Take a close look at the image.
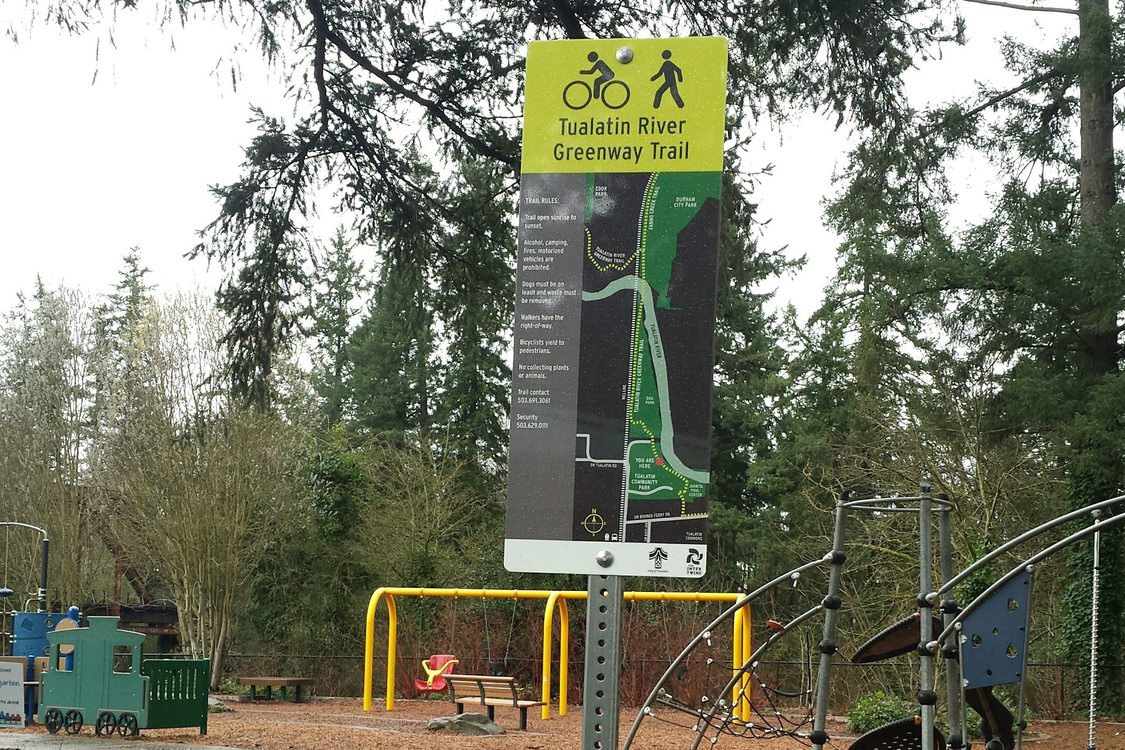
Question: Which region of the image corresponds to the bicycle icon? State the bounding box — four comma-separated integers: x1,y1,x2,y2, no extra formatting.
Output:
563,51,631,110
563,77,630,110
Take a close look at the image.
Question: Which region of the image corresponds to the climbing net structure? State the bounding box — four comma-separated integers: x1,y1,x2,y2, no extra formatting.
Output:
644,610,826,747
623,489,851,750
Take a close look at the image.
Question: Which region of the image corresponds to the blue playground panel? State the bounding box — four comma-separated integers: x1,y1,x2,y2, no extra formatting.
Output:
959,571,1033,689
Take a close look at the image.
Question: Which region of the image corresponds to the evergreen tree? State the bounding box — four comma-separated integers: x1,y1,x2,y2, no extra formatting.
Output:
433,155,515,487
90,249,153,434
8,2,961,381
216,235,306,411
0,284,110,606
307,229,368,426
348,155,441,441
705,167,807,591
824,1,1124,710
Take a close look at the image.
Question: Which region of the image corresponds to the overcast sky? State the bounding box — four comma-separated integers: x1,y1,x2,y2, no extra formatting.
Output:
0,7,1068,319
0,11,287,308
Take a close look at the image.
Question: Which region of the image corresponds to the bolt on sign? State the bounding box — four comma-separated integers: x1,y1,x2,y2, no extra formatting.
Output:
506,38,728,578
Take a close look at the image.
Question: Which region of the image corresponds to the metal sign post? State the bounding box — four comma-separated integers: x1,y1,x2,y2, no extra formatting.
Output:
506,36,728,749
583,575,624,750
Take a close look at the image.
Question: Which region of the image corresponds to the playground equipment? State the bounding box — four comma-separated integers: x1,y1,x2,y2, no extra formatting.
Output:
0,522,50,657
926,494,1125,750
414,654,458,693
0,522,71,721
842,491,958,750
363,586,750,721
621,488,1125,750
38,616,209,737
624,496,849,748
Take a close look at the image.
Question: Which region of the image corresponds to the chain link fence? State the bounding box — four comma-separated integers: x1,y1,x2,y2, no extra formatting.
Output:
211,651,1122,720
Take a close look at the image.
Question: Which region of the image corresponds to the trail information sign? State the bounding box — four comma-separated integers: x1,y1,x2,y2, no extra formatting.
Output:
506,37,727,578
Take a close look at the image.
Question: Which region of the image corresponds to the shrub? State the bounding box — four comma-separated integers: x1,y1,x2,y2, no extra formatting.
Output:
846,691,915,734
217,678,246,696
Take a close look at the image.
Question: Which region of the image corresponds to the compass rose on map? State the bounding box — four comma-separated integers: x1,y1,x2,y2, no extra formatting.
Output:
581,509,607,536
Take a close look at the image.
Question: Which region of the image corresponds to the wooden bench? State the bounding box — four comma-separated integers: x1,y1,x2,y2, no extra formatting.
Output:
237,676,316,703
446,674,543,730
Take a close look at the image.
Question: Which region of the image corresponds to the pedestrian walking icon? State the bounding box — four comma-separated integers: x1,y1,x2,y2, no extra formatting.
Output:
651,50,684,108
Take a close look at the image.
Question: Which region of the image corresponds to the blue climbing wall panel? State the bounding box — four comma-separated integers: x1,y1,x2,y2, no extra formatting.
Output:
959,570,1033,689
11,612,56,659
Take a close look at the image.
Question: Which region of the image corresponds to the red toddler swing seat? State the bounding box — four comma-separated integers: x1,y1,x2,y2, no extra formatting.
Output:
415,654,458,693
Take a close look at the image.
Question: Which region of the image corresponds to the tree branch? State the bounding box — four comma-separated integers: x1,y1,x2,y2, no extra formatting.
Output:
921,68,1068,137
312,4,518,169
549,0,588,39
961,0,1078,14
960,70,1067,120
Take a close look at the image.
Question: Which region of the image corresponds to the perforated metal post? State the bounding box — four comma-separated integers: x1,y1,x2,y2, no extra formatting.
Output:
38,535,49,612
584,574,624,750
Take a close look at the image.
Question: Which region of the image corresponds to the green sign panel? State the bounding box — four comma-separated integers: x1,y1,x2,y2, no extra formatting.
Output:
522,37,727,174
507,38,727,578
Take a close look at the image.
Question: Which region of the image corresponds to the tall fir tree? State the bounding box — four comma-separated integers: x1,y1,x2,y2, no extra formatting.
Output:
433,154,515,489
348,155,441,442
824,0,1124,710
307,229,368,426
90,249,153,434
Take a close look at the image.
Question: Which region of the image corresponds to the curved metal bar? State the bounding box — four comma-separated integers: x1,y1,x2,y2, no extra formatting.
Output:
541,592,571,719
938,494,1125,596
622,554,834,750
0,521,49,611
747,605,824,665
0,522,48,539
842,495,954,512
936,510,1125,644
363,588,398,711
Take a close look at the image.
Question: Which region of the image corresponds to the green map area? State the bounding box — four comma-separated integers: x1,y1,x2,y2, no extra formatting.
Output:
574,171,720,544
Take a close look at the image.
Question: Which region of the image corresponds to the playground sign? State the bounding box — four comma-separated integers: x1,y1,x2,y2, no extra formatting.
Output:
0,661,24,727
506,37,727,578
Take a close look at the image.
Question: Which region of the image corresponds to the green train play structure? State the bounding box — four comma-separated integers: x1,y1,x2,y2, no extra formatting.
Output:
37,616,209,737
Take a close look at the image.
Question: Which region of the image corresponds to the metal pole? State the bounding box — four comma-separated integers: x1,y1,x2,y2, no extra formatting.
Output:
584,574,624,750
809,493,848,750
39,536,49,612
918,484,936,750
938,500,963,749
1014,570,1034,750
0,523,49,612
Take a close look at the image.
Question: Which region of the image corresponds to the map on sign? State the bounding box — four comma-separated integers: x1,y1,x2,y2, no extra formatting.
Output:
506,37,727,578
574,171,717,547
